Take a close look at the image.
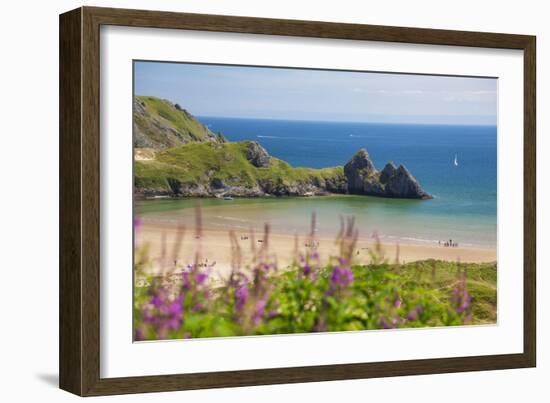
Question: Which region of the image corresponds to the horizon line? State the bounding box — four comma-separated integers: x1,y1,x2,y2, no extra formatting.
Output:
196,114,498,127
134,94,496,127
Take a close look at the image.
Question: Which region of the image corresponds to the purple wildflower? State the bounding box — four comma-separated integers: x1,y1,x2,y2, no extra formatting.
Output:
134,328,144,341
133,216,142,232
196,271,208,286
235,285,249,311
159,295,183,317
451,276,472,314
406,309,418,321
330,265,354,287
150,294,163,307
454,287,472,313
379,317,394,329
182,272,191,290
260,262,276,271
299,252,320,280
141,287,184,339
181,263,211,290
406,305,424,321
252,299,267,324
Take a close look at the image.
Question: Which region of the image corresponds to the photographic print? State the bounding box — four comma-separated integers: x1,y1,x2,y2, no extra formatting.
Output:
132,61,497,341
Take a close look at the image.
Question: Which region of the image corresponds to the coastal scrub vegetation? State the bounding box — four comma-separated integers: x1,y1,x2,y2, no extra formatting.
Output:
133,214,496,340
135,141,345,193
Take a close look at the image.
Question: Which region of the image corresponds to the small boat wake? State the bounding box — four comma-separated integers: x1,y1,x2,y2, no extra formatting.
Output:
349,134,375,138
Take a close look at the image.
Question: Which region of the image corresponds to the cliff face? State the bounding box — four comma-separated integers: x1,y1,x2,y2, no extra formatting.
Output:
344,149,431,199
384,165,431,199
245,141,270,168
134,96,225,148
344,149,385,197
134,140,347,198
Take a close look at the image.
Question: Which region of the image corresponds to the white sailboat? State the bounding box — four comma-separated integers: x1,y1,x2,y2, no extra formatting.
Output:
453,153,459,167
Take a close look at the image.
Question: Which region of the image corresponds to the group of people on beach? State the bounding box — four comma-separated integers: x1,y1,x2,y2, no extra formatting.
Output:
304,240,319,249
172,258,215,269
439,239,459,248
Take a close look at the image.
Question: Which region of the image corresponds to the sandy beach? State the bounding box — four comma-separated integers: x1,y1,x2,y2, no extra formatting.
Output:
136,222,497,279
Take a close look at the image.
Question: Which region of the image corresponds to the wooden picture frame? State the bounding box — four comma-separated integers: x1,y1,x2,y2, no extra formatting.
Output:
59,6,536,396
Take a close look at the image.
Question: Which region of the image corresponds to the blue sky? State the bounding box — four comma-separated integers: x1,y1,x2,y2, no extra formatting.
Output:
134,61,497,125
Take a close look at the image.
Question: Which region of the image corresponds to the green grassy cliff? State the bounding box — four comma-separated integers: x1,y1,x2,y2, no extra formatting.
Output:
135,141,346,197
134,96,225,148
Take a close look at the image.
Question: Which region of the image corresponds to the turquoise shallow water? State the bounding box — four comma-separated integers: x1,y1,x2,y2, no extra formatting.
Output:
137,118,497,248
137,195,496,248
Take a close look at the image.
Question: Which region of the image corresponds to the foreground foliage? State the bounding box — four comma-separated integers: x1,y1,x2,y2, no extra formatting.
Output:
133,218,496,341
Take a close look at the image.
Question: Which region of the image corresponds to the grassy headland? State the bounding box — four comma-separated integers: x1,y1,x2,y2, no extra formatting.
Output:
135,141,345,196
133,96,429,198
134,95,225,148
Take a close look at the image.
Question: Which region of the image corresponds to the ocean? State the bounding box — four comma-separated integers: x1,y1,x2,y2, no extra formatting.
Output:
138,117,497,248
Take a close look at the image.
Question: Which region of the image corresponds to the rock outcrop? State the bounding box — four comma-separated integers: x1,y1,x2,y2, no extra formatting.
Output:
379,161,397,183
344,149,385,197
343,149,431,199
246,141,270,168
383,165,431,199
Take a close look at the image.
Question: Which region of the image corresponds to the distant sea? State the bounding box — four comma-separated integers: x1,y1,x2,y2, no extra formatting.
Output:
139,117,497,248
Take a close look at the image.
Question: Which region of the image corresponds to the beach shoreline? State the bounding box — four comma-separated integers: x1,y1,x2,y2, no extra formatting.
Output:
136,222,497,279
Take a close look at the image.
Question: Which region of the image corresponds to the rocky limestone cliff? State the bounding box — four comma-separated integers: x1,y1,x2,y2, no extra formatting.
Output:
379,161,397,183
383,165,431,199
344,149,385,197
246,141,270,168
344,149,431,199
135,144,430,200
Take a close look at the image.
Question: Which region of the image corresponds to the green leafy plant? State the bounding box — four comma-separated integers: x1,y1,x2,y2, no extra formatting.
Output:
133,214,496,340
